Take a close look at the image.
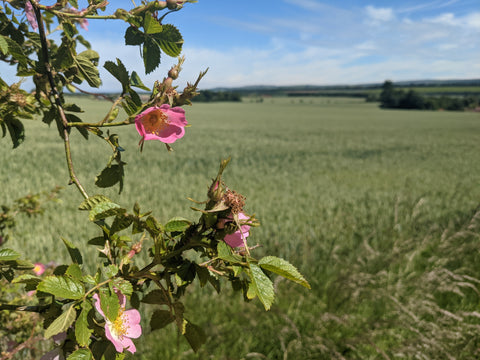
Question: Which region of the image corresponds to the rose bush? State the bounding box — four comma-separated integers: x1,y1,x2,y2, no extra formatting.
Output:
0,1,310,358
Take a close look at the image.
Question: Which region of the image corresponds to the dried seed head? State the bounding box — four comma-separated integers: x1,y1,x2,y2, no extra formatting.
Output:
222,189,246,214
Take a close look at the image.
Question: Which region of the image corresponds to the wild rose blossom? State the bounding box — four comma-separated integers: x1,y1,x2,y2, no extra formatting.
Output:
25,2,38,30
220,212,251,248
93,290,142,354
135,105,187,144
33,262,46,276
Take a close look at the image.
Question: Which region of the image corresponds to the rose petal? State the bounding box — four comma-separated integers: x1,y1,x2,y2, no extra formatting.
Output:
92,293,105,318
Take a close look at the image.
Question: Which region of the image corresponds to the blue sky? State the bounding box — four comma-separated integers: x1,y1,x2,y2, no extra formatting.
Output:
3,0,480,91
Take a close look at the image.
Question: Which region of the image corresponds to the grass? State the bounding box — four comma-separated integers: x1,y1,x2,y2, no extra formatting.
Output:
2,97,480,359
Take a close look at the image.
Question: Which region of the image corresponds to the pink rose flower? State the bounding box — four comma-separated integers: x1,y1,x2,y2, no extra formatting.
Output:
222,212,251,248
33,262,46,276
25,2,38,30
135,105,187,144
93,290,142,354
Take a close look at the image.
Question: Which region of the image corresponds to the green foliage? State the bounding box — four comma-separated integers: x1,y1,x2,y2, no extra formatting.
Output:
259,256,310,289
44,304,76,339
379,80,480,110
37,275,85,300
0,1,310,358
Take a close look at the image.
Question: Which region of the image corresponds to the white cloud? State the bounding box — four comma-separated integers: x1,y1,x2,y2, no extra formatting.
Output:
365,6,395,24
426,12,480,29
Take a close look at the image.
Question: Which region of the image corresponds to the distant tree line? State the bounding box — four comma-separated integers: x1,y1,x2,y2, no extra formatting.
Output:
193,90,242,102
378,80,480,111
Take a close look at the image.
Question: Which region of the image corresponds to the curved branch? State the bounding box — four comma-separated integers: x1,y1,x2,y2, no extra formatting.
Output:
32,1,89,199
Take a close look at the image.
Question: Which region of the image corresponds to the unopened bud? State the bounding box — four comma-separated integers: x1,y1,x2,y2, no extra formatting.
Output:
168,67,179,80
166,0,178,10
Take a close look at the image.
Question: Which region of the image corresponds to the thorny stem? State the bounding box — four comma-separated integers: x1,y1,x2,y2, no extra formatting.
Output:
32,1,89,200
67,119,133,128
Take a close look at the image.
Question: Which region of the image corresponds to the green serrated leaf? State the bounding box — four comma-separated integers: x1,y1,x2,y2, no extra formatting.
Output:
66,263,83,281
45,305,76,339
104,59,129,89
89,201,125,221
0,35,8,55
38,275,85,299
5,37,28,66
195,265,209,287
79,49,100,61
75,301,93,347
99,290,119,322
95,164,124,191
79,195,113,210
111,214,133,234
63,21,77,39
12,274,41,285
217,241,243,264
0,248,20,261
42,108,56,126
104,264,118,278
64,103,83,112
130,71,150,91
182,319,206,353
113,278,133,296
144,12,163,34
68,348,93,360
144,215,162,236
259,256,311,289
152,24,183,57
125,26,144,46
65,114,89,140
150,310,174,331
62,238,83,265
248,261,274,311
6,117,25,149
246,282,256,299
143,38,160,74
75,53,101,88
164,217,191,232
142,289,169,305
54,40,75,69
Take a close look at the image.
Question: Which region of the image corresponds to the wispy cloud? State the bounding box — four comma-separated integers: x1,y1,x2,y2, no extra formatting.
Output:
365,6,395,24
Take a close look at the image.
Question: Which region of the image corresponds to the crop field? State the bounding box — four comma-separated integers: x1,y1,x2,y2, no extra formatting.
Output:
2,97,480,359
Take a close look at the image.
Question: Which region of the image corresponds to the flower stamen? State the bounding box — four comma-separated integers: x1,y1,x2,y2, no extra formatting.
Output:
141,109,169,135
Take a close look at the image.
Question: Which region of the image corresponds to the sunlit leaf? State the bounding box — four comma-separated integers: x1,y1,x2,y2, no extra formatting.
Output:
259,256,311,289
248,261,274,311
164,217,191,232
44,304,76,338
38,275,85,299
67,348,93,360
0,248,20,261
75,301,93,347
152,24,183,57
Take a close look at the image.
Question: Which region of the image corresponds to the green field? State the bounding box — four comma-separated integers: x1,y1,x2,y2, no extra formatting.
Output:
2,97,480,359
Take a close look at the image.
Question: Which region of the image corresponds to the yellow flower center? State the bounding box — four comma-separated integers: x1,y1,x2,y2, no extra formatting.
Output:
110,308,128,339
141,109,169,135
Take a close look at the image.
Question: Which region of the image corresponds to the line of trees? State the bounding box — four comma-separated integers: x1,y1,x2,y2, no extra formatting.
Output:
193,90,242,102
379,81,479,111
